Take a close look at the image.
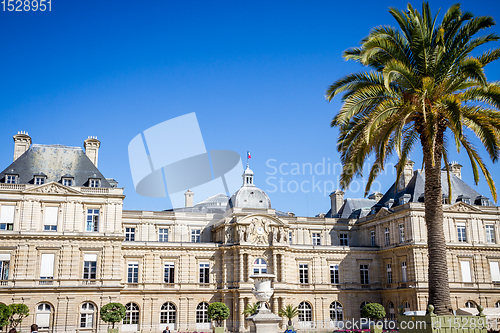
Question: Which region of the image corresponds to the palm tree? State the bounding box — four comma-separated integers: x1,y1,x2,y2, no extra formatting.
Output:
242,303,259,317
278,305,298,327
326,2,500,315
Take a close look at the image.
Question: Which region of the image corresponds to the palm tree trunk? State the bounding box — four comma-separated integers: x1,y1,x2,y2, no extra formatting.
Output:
421,130,452,315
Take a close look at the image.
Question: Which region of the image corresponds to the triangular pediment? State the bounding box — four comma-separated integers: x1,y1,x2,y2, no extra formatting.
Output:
237,214,286,226
374,207,393,218
23,181,82,195
445,201,482,212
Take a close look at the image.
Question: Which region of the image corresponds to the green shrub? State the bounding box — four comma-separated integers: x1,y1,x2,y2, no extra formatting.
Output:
208,302,230,327
100,303,126,329
361,303,386,321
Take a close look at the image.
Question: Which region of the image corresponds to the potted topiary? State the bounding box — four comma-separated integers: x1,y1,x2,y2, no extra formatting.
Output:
278,304,298,331
100,302,126,333
207,302,230,333
361,303,385,333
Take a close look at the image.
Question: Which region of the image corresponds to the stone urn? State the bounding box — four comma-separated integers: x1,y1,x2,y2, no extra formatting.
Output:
246,273,281,333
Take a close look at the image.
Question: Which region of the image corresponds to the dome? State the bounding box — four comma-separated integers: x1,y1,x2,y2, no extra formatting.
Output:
226,186,271,210
226,164,271,210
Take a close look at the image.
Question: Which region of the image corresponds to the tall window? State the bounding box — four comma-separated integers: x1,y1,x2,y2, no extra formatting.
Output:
360,264,369,284
159,228,169,242
35,176,45,185
339,233,348,246
330,301,343,321
36,303,52,329
465,301,476,308
86,209,99,232
370,231,376,246
490,262,500,282
40,253,55,282
388,302,395,320
125,228,135,241
199,262,209,284
384,227,390,246
191,229,201,243
360,301,369,315
0,205,15,231
457,223,467,242
83,254,97,279
386,264,392,283
399,224,405,243
460,260,472,282
330,264,339,284
62,178,73,186
312,233,321,245
299,264,309,284
124,303,139,325
43,206,58,231
80,303,95,328
160,302,176,325
253,258,267,274
164,262,175,283
196,302,209,323
486,225,496,244
0,254,10,281
289,231,293,244
298,302,312,322
127,262,139,283
5,175,17,184
401,261,407,282
495,301,500,308
403,301,410,312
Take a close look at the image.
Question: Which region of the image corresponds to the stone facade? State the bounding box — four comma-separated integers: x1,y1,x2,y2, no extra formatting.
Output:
0,134,500,333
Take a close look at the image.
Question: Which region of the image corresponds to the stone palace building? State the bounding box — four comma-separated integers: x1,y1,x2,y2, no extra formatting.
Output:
0,133,499,332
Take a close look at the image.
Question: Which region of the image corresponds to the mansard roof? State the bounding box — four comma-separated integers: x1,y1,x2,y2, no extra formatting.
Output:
0,144,112,187
325,198,377,219
374,169,494,210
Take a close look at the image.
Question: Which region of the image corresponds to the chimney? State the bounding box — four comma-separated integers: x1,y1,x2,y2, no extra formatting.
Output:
84,136,100,167
368,192,383,202
13,131,31,161
443,161,463,180
330,190,345,217
185,190,194,207
396,160,415,192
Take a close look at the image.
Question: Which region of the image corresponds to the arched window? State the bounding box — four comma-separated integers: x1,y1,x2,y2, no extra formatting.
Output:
403,301,410,312
298,302,312,322
124,303,140,324
80,302,95,328
196,302,209,323
160,302,176,325
330,301,343,321
36,303,52,329
465,301,476,308
360,301,369,313
388,302,395,320
253,258,267,274
495,301,500,308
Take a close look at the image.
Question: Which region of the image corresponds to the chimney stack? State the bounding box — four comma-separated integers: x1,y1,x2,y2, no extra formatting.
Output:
368,192,384,202
396,160,415,192
84,136,100,167
330,190,345,217
13,131,31,161
185,190,194,207
443,161,463,179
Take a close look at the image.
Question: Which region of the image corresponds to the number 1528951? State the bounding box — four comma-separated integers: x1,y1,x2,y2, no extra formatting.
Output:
2,0,51,11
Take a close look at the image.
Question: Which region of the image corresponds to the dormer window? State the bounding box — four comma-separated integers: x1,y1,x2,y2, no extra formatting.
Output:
475,196,490,206
457,195,470,205
61,174,74,186
34,173,47,185
89,178,100,188
399,194,411,205
442,194,449,204
5,174,18,184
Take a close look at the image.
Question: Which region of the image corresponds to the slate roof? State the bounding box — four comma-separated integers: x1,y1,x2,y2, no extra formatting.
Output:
325,198,378,219
374,169,494,211
0,144,112,187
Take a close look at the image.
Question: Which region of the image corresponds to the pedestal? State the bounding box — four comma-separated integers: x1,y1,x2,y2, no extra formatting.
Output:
245,308,282,333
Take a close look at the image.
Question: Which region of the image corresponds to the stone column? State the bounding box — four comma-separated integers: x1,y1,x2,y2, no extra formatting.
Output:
239,297,245,332
179,297,188,331
239,253,244,282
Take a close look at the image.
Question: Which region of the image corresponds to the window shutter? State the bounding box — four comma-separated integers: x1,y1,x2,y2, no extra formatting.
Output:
460,261,472,282
490,262,500,282
44,207,58,226
0,206,15,223
40,253,55,278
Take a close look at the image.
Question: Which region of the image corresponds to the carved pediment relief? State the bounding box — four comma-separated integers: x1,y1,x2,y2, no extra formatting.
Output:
374,207,393,219
445,202,482,212
237,214,288,245
23,182,82,195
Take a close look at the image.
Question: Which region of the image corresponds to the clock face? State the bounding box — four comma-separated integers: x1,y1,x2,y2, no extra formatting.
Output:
257,227,264,234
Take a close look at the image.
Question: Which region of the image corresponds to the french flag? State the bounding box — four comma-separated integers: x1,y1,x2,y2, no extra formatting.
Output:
247,151,251,159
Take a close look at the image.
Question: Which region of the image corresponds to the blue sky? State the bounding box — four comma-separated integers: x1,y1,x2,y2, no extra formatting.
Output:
1,0,499,216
